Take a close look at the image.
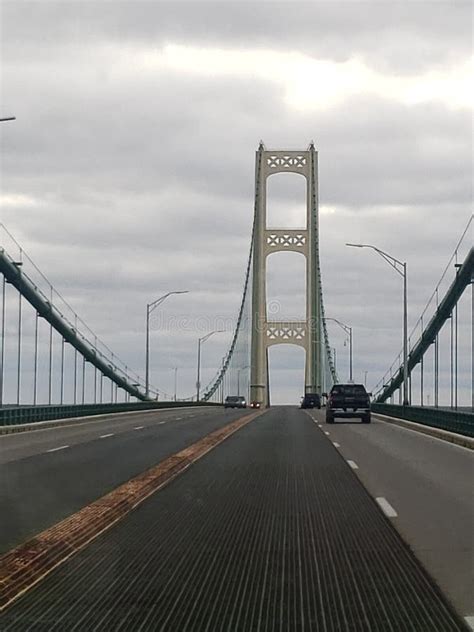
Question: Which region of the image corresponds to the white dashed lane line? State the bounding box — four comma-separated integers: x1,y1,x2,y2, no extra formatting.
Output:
134,426,144,430
324,431,330,436
347,460,359,470
464,615,474,630
376,497,398,518
158,421,166,425
332,442,340,448
99,433,114,439
46,445,69,453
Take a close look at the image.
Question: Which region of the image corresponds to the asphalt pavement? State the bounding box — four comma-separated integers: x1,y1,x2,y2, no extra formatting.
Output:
309,408,474,621
0,406,466,631
0,405,247,553
0,406,218,464
1,405,472,628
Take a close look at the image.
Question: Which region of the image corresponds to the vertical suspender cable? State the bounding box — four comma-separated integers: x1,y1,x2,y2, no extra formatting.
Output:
33,311,38,405
16,291,22,405
81,355,86,404
48,288,53,405
0,276,5,406
60,336,65,405
420,317,424,406
73,315,78,404
94,336,98,404
434,289,439,408
471,278,474,410
450,311,454,408
454,302,458,410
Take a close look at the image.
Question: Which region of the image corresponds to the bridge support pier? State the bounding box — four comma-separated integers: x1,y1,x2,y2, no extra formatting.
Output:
250,143,322,407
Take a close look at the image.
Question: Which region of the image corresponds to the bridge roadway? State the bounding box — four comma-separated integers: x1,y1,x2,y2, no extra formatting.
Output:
0,406,245,552
0,406,472,630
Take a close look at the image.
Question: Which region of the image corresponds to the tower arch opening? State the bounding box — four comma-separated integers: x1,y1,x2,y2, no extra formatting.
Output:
267,344,306,405
266,172,307,229
266,251,306,321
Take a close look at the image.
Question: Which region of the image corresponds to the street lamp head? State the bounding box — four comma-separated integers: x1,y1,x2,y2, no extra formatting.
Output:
200,329,225,344
148,289,189,312
345,243,365,248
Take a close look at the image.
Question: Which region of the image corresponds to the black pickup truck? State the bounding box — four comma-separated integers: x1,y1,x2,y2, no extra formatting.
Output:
325,383,371,424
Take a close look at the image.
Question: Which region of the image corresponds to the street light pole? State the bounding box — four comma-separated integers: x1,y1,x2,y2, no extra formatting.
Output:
403,260,408,406
145,290,189,399
196,330,224,402
325,318,352,381
173,367,178,401
237,365,250,398
347,243,409,405
220,355,227,404
349,328,353,382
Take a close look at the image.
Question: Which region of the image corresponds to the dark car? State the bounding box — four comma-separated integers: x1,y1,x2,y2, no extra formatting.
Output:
224,395,247,409
300,393,321,409
325,384,371,423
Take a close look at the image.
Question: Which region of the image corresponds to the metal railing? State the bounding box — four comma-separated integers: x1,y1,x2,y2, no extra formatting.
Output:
0,401,219,427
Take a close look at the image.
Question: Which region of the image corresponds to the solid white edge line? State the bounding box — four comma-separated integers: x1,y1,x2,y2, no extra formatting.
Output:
46,445,69,453
376,497,398,518
464,615,474,630
347,459,358,469
332,442,340,448
99,433,114,439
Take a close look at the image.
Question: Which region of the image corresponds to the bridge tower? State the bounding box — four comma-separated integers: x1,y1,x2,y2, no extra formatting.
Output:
250,143,322,407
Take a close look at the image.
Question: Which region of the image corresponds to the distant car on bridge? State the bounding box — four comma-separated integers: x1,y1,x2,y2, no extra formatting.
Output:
224,396,247,409
324,384,371,423
300,393,321,409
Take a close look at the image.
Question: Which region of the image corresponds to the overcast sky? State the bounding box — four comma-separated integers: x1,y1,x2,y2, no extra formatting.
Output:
0,1,472,405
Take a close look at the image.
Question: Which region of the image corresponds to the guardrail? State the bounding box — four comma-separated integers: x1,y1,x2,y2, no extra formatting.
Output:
371,403,474,438
0,401,220,427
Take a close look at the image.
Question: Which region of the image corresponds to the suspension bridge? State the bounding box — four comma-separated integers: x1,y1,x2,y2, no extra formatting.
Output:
0,144,472,630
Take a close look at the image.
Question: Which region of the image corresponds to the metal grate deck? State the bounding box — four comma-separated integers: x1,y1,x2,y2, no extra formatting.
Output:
0,407,467,631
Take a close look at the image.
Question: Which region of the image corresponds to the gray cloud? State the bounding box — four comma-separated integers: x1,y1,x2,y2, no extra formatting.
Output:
0,1,472,404
2,1,471,73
